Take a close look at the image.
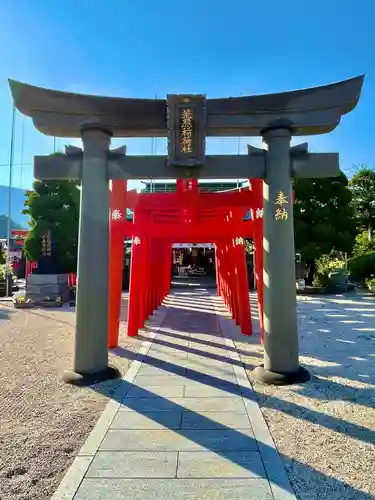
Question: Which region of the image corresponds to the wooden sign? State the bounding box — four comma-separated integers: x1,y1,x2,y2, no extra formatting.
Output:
167,94,206,168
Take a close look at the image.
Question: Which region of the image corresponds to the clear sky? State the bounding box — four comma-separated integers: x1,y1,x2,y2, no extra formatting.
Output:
0,0,373,192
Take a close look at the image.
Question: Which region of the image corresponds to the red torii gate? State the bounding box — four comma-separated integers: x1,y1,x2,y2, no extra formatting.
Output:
11,229,29,244
107,178,265,348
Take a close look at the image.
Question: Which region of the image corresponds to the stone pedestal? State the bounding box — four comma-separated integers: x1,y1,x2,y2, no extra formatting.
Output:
26,274,69,302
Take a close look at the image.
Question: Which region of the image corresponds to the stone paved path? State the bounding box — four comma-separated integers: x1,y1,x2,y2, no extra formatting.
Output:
52,290,296,500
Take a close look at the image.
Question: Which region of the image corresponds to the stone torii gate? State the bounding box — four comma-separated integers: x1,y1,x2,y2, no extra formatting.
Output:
9,76,364,386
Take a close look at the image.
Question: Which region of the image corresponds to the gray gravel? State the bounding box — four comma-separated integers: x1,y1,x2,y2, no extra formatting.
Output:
0,298,143,500
219,292,375,500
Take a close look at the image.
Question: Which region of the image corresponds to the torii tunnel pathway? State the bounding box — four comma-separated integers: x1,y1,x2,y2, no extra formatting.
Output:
53,290,295,500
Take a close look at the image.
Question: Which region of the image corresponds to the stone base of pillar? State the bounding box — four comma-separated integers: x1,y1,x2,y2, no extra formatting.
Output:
252,364,310,386
62,365,121,387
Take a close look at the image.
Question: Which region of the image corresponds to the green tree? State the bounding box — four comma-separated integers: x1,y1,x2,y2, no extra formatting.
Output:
0,242,5,265
353,230,375,256
22,180,80,273
349,166,375,242
293,171,355,284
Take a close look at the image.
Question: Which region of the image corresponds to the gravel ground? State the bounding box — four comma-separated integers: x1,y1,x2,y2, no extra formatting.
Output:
0,297,145,500
220,292,375,500
2,290,375,499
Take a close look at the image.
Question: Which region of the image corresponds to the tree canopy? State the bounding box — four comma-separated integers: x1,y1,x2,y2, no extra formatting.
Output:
22,180,80,273
349,166,375,241
293,171,355,263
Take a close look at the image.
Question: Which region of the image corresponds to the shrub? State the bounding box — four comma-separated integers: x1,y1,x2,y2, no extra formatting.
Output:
312,253,347,288
0,243,5,265
347,252,375,282
0,265,14,282
353,231,375,256
365,276,375,291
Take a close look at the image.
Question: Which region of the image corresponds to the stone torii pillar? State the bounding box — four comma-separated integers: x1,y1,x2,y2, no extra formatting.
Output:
63,127,120,385
253,129,308,384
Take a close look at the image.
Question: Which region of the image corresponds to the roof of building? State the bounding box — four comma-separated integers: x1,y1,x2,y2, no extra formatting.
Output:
141,181,246,193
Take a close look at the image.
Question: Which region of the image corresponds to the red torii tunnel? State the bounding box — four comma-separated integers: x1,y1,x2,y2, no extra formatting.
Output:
107,178,265,347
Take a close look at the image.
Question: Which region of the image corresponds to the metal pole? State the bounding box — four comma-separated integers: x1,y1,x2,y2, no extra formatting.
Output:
236,89,243,190
6,106,16,296
237,130,240,190
149,93,157,194
20,119,25,187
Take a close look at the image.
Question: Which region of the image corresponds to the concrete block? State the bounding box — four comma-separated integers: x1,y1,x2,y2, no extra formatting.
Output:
177,450,266,478
119,397,245,413
87,451,178,478
125,385,185,399
111,411,182,430
181,411,252,430
134,375,189,386
74,478,273,500
100,429,257,452
184,385,241,398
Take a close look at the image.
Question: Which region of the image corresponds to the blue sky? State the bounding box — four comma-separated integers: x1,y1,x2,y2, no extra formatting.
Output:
0,0,373,193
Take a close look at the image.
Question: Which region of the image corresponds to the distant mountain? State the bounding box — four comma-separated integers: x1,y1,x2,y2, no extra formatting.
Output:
0,186,29,228
0,215,23,238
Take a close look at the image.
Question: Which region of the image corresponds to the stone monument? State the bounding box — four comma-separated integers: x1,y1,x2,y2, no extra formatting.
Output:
26,229,70,303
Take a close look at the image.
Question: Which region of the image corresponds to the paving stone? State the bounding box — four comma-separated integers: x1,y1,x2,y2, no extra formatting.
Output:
182,361,235,376
185,346,229,356
156,334,190,344
148,346,188,357
184,376,239,388
119,397,244,413
148,345,188,355
74,478,273,499
147,354,188,364
141,356,188,369
111,411,182,430
190,334,225,340
183,371,238,384
134,375,190,386
187,353,234,365
120,397,182,412
174,397,245,413
100,429,257,452
184,369,237,382
137,365,186,376
134,374,237,387
51,456,93,499
187,337,220,342
155,340,190,348
181,411,252,430
86,451,178,478
184,385,242,398
181,354,230,365
177,450,266,478
125,385,185,398
187,345,230,356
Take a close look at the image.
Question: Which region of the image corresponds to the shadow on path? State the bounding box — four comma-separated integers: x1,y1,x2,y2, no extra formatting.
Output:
94,373,373,499
89,289,375,498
